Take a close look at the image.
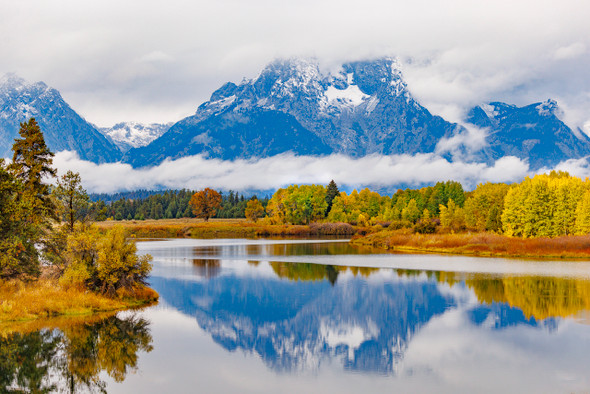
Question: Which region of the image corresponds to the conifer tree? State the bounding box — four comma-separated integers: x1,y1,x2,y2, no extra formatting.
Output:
9,118,57,226
53,171,90,232
0,159,39,278
325,180,340,216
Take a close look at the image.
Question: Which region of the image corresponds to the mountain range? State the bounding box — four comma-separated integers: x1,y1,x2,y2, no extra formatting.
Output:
0,73,121,163
2,58,590,171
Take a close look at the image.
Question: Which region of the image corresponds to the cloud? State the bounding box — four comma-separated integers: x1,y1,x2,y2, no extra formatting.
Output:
1,0,590,128
554,43,586,60
52,150,535,194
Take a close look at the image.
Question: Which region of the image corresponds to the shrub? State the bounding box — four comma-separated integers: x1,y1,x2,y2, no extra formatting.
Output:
61,225,152,296
388,220,413,230
413,219,438,234
308,222,355,235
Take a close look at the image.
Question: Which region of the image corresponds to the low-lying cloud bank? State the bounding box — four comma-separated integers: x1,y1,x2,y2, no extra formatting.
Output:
50,150,574,194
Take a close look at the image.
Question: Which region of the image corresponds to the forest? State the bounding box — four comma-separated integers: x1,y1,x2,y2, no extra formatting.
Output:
98,189,269,220
101,172,590,239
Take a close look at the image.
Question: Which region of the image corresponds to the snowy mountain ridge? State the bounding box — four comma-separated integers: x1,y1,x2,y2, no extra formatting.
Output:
98,121,171,152
0,73,121,163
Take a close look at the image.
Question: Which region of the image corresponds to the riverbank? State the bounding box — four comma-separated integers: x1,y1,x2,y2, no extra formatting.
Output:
0,279,158,323
94,218,364,238
352,230,590,259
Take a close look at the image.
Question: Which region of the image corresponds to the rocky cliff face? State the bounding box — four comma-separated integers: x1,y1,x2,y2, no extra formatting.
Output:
124,58,462,167
0,74,121,163
466,100,590,169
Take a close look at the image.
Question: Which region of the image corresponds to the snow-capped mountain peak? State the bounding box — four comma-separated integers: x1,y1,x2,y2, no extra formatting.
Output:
536,99,559,117
0,73,121,162
99,121,172,152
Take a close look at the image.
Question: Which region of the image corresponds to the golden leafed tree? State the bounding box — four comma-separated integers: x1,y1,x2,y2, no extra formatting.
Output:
245,198,265,222
189,188,222,221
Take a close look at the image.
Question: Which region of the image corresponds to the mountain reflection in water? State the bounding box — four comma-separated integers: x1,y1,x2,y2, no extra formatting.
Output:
150,256,589,375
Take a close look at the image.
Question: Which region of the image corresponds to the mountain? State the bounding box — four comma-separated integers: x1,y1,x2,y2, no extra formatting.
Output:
0,73,121,163
124,58,461,167
98,121,171,153
466,100,590,168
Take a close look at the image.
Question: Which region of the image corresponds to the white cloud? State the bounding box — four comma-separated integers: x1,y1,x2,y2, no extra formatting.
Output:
1,0,589,127
554,43,586,60
52,150,535,193
435,124,489,160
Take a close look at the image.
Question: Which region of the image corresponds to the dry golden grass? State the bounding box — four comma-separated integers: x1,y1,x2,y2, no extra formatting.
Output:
94,218,362,239
0,279,158,323
353,230,590,259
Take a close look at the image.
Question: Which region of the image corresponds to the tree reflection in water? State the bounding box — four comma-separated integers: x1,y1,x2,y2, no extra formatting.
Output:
191,259,221,278
0,313,152,393
268,262,590,321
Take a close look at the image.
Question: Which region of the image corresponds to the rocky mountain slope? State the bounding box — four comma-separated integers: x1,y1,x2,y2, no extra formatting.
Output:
0,73,121,163
124,58,461,166
465,100,590,168
125,58,590,170
4,60,590,171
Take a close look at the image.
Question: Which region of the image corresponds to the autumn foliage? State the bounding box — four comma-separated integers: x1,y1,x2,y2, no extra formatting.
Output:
189,188,222,221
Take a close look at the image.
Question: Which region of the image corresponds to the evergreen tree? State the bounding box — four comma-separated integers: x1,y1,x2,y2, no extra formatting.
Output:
9,118,57,226
0,159,39,278
53,171,90,232
325,180,339,216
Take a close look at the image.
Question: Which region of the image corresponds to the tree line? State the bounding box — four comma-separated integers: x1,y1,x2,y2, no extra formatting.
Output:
100,167,590,239
261,172,590,238
99,189,269,220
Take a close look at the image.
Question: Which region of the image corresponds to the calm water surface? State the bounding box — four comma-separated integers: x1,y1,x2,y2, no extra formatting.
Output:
4,239,590,393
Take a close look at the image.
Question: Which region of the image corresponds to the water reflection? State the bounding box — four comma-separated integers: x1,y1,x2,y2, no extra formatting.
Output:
191,259,221,278
145,240,590,378
1,313,152,393
151,270,455,374
7,240,588,392
467,276,590,320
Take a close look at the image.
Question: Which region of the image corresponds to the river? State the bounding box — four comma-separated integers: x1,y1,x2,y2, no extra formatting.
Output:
3,239,590,393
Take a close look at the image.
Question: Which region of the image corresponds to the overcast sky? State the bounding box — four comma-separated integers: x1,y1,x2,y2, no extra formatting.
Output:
1,0,590,130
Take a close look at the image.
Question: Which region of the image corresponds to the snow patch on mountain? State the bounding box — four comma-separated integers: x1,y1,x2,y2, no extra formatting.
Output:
536,99,558,117
480,103,499,119
325,84,369,106
99,121,171,152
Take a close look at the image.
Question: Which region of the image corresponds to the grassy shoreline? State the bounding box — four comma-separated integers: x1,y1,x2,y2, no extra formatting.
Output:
0,279,158,324
352,230,590,259
96,218,590,259
94,218,363,238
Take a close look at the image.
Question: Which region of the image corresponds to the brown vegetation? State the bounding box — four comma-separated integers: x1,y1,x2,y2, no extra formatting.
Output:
353,229,590,259
94,218,362,239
